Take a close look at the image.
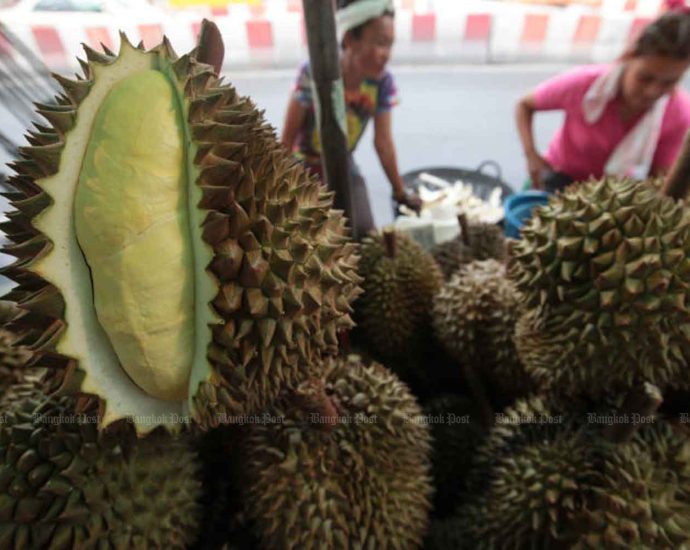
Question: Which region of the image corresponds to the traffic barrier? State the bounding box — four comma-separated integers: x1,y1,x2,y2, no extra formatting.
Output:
0,0,669,71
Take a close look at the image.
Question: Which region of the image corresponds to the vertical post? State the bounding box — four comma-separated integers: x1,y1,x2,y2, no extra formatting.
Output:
302,0,357,237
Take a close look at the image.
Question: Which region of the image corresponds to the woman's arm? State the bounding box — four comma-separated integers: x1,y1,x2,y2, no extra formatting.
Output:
516,92,551,189
373,110,421,211
280,97,307,151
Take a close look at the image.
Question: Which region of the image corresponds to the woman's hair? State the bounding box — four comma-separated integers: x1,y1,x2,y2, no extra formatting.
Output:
632,10,690,59
337,0,395,41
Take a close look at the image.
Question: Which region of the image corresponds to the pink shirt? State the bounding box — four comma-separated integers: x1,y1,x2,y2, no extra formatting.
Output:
533,64,690,181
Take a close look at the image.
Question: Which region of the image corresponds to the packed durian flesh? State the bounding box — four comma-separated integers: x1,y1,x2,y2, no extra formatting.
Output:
3,35,361,433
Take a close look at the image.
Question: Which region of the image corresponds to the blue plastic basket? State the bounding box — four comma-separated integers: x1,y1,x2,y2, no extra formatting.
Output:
504,191,550,239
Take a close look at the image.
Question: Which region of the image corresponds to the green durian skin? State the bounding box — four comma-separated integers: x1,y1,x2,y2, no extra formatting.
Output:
237,357,433,549
75,69,194,402
0,387,202,549
510,177,690,397
356,232,442,360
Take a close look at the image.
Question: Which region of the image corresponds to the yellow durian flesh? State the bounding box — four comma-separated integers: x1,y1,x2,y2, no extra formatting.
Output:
74,70,194,402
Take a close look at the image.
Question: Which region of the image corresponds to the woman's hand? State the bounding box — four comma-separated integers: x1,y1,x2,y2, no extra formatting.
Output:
526,150,551,189
394,189,423,214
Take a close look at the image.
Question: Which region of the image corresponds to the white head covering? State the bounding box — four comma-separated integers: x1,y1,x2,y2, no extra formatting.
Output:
336,0,394,43
582,63,670,179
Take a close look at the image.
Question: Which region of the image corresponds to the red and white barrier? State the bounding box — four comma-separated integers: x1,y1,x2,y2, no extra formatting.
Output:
0,0,671,71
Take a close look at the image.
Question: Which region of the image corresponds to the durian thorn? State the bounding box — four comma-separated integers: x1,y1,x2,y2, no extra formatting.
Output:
382,228,397,258
604,382,662,444
457,213,471,247
663,129,690,200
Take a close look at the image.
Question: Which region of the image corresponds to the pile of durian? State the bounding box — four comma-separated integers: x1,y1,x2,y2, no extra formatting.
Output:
2,20,690,550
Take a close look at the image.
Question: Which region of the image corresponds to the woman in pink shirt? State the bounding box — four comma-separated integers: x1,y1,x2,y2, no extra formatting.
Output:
516,8,690,192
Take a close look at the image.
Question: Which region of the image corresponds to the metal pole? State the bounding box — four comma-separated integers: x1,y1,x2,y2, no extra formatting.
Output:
302,0,357,238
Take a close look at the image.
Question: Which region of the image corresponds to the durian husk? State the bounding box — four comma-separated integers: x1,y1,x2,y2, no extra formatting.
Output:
0,385,203,549
431,222,506,280
0,328,31,397
572,422,690,549
1,35,362,431
432,259,536,399
236,355,433,549
509,177,690,397
456,398,601,549
355,231,442,360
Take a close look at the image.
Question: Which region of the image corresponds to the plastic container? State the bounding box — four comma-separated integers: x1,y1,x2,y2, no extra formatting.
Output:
503,191,550,239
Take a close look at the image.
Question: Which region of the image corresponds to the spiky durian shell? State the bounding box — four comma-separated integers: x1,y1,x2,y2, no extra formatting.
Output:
431,223,506,280
509,178,690,397
431,239,473,281
0,328,31,397
432,260,535,399
424,395,487,518
237,356,433,549
355,231,442,360
0,388,202,549
456,398,602,549
572,422,690,549
1,36,361,430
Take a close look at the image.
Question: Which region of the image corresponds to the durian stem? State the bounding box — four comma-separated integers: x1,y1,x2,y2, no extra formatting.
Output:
297,378,340,433
462,363,494,430
604,382,662,444
663,130,690,200
457,214,471,247
383,229,397,258
196,20,224,75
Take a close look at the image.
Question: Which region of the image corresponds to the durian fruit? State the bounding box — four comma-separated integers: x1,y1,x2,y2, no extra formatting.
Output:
424,395,487,518
355,230,442,360
456,398,602,549
237,355,433,549
572,422,690,549
0,385,202,548
431,220,506,280
432,259,535,399
2,29,360,432
0,327,31,395
510,177,690,397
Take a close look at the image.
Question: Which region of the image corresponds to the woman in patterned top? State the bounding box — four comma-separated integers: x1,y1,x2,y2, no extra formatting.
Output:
280,0,421,236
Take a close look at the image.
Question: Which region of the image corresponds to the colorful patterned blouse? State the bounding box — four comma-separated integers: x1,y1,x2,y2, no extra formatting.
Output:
291,62,399,170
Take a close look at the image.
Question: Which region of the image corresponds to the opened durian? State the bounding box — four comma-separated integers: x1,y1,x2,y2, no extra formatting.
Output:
0,379,202,548
431,219,506,280
510,177,690,396
432,259,535,399
2,26,361,432
355,230,441,360
236,355,432,549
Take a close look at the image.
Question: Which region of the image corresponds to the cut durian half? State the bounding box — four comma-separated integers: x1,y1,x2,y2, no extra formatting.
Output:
3,32,361,433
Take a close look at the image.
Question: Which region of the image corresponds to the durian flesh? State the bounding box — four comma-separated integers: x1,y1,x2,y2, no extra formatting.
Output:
26,42,215,429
